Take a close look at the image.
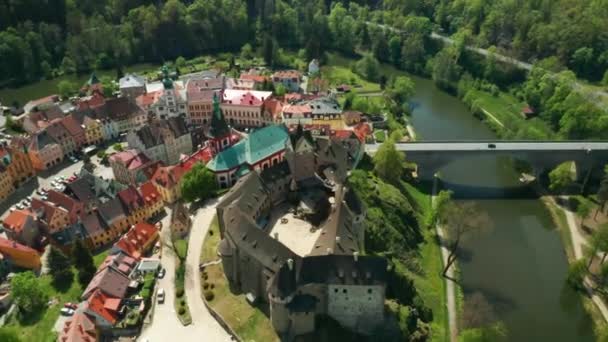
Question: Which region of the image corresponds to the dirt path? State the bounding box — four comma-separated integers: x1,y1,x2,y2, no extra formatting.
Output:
432,179,458,342
561,201,608,322
480,109,505,128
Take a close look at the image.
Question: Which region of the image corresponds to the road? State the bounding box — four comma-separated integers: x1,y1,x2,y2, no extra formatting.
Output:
366,22,608,110
139,199,231,342
365,141,608,152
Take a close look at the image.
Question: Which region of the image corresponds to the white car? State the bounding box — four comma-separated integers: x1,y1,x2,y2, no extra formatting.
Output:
157,288,165,304
60,308,75,316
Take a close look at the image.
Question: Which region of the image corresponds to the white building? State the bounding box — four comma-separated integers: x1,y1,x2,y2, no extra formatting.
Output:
119,74,146,99
221,89,274,128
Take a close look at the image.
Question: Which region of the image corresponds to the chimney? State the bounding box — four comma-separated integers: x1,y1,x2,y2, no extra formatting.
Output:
274,232,279,240
353,251,359,262
335,236,341,244
287,258,294,271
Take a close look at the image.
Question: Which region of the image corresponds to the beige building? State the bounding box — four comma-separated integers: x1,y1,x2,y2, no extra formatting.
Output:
0,164,15,202
221,89,273,128
28,131,64,170
83,116,104,145
186,76,224,126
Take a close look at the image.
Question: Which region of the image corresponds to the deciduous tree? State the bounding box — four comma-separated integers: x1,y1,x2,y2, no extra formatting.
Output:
373,140,405,184
439,201,491,277
181,163,218,203
11,271,49,314
549,162,574,192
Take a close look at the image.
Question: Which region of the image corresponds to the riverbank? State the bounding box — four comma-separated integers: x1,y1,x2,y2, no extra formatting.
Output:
539,191,608,337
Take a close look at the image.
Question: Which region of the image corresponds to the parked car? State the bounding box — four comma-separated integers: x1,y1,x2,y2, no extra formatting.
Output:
60,308,75,316
69,156,77,163
41,195,48,201
157,268,166,279
64,302,78,310
157,288,165,304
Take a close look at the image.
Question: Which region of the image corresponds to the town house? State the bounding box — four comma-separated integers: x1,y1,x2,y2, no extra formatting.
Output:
186,76,224,126
46,118,77,157
126,117,193,165
221,89,273,128
109,150,153,186
28,131,64,170
117,187,147,226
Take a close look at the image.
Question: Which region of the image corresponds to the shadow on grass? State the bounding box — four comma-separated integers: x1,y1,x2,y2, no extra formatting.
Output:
51,273,74,293
14,306,48,326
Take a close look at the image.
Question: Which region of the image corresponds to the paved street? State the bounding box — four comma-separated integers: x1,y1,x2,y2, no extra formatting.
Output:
139,199,231,342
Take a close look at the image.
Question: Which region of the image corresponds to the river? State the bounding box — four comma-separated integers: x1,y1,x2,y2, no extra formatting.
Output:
408,75,595,341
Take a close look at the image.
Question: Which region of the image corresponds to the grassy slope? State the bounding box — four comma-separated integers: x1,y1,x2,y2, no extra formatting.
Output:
200,217,279,342
402,182,449,342
6,274,82,342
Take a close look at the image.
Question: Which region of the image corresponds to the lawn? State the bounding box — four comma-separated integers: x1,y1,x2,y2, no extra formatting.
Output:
322,53,381,94
5,273,83,342
374,130,386,143
93,249,110,267
200,217,279,341
465,89,555,138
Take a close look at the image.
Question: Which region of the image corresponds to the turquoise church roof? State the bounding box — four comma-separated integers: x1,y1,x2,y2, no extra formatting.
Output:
207,125,289,172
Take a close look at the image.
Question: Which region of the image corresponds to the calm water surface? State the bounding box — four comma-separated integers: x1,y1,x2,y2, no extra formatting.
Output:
409,75,594,342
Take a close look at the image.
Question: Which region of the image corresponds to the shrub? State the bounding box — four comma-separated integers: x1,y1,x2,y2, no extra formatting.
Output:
178,307,186,315
210,283,215,289
203,273,208,280
209,230,214,236
180,299,186,307
203,283,209,290
176,288,184,298
140,289,150,300
204,290,215,301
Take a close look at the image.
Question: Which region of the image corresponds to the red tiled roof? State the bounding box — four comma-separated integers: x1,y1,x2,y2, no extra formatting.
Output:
110,150,151,171
272,70,302,79
98,252,136,275
61,115,86,137
2,209,36,234
152,164,185,189
353,122,373,142
82,266,130,299
180,146,214,172
136,90,162,107
84,289,119,325
47,190,82,218
59,311,97,342
31,197,61,223
117,186,144,213
77,91,106,110
264,99,284,119
283,104,311,115
240,74,268,83
138,181,161,204
114,222,158,260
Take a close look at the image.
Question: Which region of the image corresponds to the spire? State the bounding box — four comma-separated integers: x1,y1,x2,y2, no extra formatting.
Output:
160,65,174,89
208,92,230,139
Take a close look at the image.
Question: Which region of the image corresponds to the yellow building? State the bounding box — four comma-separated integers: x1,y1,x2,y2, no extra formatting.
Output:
151,164,185,204
0,166,15,202
83,116,104,145
139,182,164,220
2,139,35,186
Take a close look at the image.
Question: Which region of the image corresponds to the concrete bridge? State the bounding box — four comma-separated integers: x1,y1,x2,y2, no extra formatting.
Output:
365,141,608,181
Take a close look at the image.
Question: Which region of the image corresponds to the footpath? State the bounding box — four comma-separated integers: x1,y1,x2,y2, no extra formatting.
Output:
432,178,458,342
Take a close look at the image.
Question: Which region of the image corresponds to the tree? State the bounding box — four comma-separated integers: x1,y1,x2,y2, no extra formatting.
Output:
175,56,186,69
11,271,49,314
461,292,497,329
72,239,96,287
598,180,608,219
431,46,462,91
587,223,608,270
275,83,287,96
576,197,593,227
548,162,574,192
355,53,381,82
240,43,254,59
112,143,124,152
460,322,507,342
57,80,76,99
180,163,218,203
373,140,405,184
386,76,415,106
603,71,608,88
61,56,76,74
48,246,73,288
439,201,491,277
5,115,24,133
567,259,588,290
100,76,118,98
388,36,402,66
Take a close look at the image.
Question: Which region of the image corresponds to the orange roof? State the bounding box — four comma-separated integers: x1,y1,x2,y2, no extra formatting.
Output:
0,237,41,269
2,209,36,234
85,290,119,325
353,122,372,142
273,70,302,79
136,90,162,107
114,222,159,260
264,99,284,119
332,130,357,140
59,312,97,342
152,164,185,189
138,181,161,204
240,74,268,83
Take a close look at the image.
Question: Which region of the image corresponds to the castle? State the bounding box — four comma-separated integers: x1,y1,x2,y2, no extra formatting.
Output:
216,126,387,339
